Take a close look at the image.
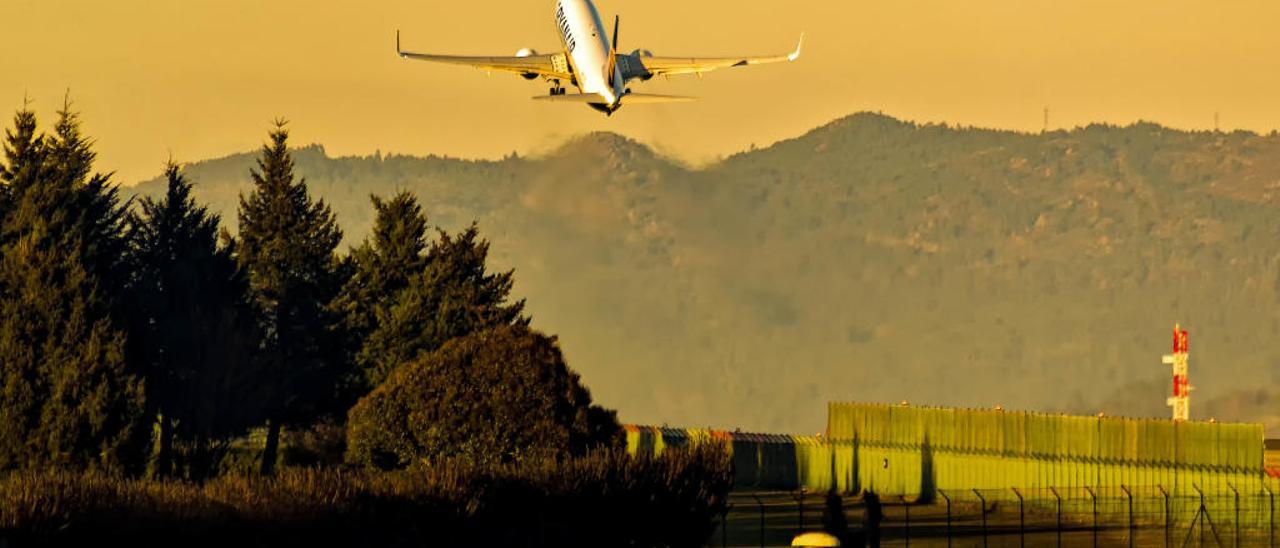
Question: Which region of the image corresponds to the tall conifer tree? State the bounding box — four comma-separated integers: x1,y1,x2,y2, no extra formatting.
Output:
48,105,130,291
127,163,260,479
334,192,428,339
359,222,528,387
0,106,46,469
236,120,342,475
333,192,430,391
0,103,145,472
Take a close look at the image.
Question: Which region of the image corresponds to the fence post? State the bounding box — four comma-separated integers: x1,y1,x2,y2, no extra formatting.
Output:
1086,486,1098,548
1012,487,1025,548
751,493,765,548
1121,485,1134,548
723,503,730,548
974,489,988,548
1051,486,1063,548
1229,482,1239,548
1266,483,1275,548
799,489,805,532
793,488,806,532
902,495,910,548
1158,485,1170,548
1194,483,1205,547
940,490,952,548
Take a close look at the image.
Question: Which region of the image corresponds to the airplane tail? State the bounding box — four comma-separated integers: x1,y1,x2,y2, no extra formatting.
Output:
607,15,620,87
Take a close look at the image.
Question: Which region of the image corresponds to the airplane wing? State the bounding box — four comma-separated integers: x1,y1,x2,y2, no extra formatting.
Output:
395,31,574,80
636,34,804,77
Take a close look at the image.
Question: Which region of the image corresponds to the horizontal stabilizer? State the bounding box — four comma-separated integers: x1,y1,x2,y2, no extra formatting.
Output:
621,93,696,104
532,93,607,103
531,93,696,105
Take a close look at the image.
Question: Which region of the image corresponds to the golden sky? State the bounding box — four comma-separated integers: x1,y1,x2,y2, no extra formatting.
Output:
3,0,1279,183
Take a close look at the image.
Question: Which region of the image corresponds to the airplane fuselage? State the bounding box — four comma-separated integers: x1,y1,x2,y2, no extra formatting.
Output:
395,2,801,114
553,0,624,112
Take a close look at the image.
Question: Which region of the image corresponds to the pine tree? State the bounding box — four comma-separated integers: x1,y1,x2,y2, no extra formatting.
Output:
0,106,43,239
48,104,130,292
126,163,260,479
359,222,528,387
236,120,343,475
332,191,430,392
0,106,40,234
0,103,146,472
0,106,46,470
335,192,428,337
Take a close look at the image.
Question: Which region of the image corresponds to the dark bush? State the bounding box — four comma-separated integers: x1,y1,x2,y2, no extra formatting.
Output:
346,325,621,469
0,445,732,548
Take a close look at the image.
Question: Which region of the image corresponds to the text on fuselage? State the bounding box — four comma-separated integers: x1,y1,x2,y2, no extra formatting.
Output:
556,3,577,53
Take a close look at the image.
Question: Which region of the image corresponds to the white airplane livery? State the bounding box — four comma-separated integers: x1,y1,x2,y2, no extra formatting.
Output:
396,0,803,115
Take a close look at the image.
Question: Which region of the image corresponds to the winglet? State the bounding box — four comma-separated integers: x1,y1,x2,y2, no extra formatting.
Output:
788,32,805,62
396,30,404,57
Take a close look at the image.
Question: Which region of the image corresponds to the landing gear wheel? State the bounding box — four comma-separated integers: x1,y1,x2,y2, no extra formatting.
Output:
549,81,566,96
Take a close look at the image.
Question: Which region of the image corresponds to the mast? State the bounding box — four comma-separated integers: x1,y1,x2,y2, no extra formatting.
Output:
1161,324,1191,421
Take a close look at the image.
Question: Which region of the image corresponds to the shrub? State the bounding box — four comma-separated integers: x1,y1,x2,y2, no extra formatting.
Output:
0,445,732,548
346,325,621,469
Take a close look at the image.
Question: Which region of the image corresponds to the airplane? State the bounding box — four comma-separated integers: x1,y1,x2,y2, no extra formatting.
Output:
395,0,803,116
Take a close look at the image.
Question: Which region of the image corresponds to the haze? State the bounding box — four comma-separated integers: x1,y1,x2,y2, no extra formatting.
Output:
3,0,1279,184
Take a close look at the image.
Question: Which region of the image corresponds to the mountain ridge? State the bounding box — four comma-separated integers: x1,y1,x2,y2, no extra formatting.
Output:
131,112,1280,435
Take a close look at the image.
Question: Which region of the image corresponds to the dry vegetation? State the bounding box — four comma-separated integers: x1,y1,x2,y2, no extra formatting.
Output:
0,445,732,548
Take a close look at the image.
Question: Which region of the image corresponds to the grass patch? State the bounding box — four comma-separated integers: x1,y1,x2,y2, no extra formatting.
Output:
0,445,731,548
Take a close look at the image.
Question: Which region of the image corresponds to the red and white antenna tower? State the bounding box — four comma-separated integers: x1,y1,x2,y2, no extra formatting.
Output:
1161,324,1191,421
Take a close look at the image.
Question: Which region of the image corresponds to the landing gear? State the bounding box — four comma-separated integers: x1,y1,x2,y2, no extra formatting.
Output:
549,80,567,96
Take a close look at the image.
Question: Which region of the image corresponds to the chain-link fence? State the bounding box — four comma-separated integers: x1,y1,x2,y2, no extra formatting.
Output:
713,485,1279,547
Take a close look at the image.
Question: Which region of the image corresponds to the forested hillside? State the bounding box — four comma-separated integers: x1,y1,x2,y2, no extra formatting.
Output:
134,113,1280,434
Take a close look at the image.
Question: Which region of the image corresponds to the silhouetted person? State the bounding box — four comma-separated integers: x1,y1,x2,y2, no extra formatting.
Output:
823,489,849,544
863,490,883,548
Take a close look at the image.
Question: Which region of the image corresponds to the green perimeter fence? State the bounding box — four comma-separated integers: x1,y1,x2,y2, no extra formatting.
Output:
627,403,1276,530
827,402,1266,496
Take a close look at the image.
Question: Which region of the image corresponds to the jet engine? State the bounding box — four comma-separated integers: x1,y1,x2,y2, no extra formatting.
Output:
516,48,539,80
627,49,656,81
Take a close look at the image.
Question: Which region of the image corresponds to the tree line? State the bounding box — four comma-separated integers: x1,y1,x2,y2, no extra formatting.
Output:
0,103,618,479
